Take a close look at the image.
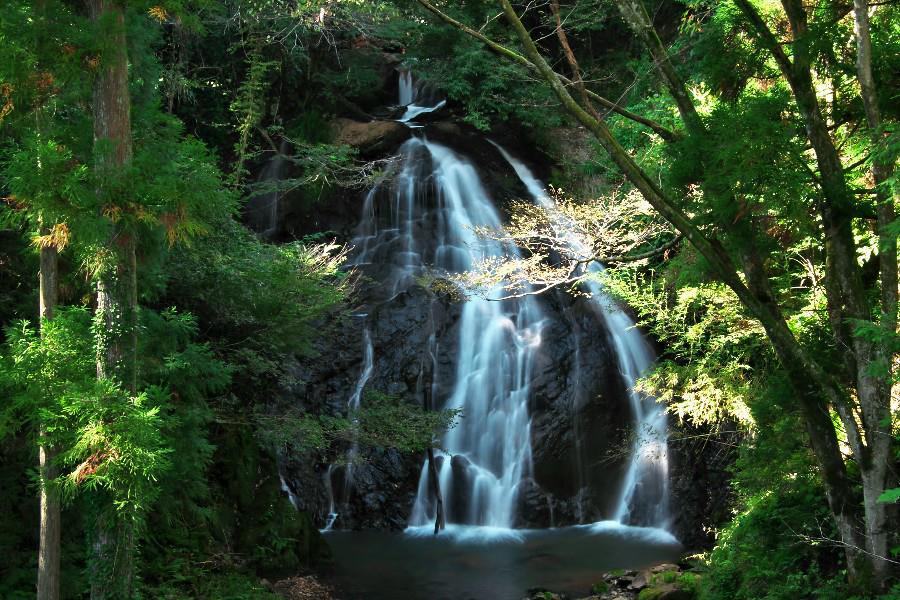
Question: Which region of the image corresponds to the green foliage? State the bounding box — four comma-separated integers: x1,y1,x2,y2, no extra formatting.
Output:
145,570,280,600
591,581,610,594
315,49,387,108
678,572,702,594
256,389,460,459
700,484,850,600
354,390,460,453
62,381,172,520
697,381,858,600
164,218,347,364
405,14,564,131
599,263,768,427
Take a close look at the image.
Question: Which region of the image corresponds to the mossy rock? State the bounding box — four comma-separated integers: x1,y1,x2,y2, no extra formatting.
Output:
211,425,332,577
637,583,694,600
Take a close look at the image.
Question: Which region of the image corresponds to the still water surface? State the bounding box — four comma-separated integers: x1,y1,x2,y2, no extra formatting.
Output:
326,523,681,600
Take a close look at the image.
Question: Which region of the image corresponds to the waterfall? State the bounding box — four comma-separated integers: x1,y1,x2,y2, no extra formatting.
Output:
354,134,546,530
321,328,375,532
491,142,670,529
245,139,288,238
322,464,338,532
396,68,447,124
399,69,415,106
332,71,669,536
343,329,374,493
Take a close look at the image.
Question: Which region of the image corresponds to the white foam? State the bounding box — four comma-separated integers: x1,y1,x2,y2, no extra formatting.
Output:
404,524,527,544
583,520,680,545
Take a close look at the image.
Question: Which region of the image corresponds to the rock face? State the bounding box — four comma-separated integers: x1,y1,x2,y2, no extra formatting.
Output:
277,122,640,532
331,118,409,155
273,97,733,544
667,421,738,549
525,293,633,526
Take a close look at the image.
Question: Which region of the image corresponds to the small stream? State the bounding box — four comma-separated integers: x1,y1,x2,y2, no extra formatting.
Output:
325,524,681,600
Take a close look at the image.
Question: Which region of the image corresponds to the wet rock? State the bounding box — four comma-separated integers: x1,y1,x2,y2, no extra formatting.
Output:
449,454,473,520
628,571,648,591
514,477,554,528
525,293,632,525
331,118,409,155
635,584,693,600
273,575,336,600
667,420,738,549
278,114,704,538
649,564,680,574
524,590,567,600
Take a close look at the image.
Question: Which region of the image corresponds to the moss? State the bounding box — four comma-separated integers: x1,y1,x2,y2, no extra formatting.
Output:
212,425,331,578
591,581,609,594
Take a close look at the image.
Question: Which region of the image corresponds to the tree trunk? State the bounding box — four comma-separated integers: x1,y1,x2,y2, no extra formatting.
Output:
35,1,61,595
37,229,60,600
497,0,869,578
89,0,135,388
726,0,896,583
851,0,897,584
613,0,704,135
427,447,446,535
421,349,445,534
88,2,137,598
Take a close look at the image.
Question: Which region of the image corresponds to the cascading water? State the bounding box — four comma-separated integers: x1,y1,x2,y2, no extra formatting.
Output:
321,328,375,532
397,68,447,124
245,139,288,238
491,142,670,528
306,70,682,600
405,141,547,529
326,71,669,537
343,329,374,492
353,133,547,531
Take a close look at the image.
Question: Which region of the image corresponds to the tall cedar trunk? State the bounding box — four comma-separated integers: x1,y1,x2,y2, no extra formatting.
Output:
496,0,869,579
34,1,61,598
37,228,60,600
88,2,137,598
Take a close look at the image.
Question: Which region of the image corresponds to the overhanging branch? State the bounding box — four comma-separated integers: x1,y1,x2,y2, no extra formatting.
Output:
413,0,678,142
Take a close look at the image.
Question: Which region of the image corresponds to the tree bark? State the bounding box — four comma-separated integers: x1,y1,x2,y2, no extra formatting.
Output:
427,447,446,535
88,2,137,598
35,1,61,596
851,0,897,584
37,228,60,600
90,0,136,389
413,0,678,142
734,0,896,582
613,0,704,134
421,351,445,534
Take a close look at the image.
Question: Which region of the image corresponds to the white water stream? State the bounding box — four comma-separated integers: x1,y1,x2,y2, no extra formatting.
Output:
403,139,547,530
491,142,669,528
322,328,375,531
397,69,447,124
319,72,670,539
